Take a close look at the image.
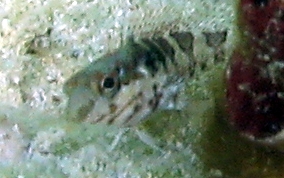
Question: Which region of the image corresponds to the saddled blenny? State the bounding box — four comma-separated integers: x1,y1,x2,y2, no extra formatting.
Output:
63,31,227,150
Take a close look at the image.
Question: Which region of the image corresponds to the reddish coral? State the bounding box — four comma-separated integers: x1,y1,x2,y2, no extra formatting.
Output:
226,0,284,138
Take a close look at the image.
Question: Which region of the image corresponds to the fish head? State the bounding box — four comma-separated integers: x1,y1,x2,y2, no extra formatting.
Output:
63,44,139,122
63,39,185,126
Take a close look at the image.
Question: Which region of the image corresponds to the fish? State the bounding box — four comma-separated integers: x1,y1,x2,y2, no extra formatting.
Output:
226,0,284,148
63,30,227,127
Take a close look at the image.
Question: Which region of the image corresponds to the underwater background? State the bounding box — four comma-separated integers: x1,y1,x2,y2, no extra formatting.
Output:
1,0,283,177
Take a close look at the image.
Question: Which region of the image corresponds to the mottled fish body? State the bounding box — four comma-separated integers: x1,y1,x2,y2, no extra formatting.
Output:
64,31,227,127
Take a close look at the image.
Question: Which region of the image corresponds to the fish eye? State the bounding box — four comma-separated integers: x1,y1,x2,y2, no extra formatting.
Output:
254,0,268,6
102,77,115,89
